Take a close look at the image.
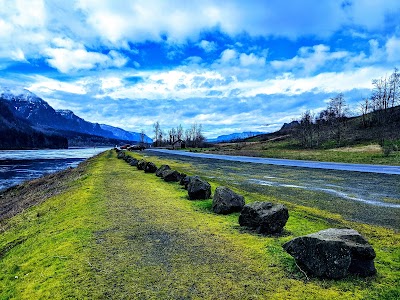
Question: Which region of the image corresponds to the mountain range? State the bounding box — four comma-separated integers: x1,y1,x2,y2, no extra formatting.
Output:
0,87,152,149
207,131,266,143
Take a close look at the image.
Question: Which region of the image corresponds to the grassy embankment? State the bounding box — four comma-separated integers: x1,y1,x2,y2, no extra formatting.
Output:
195,141,400,165
0,150,399,299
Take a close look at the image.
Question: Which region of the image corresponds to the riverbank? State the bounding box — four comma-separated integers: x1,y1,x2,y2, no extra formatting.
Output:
1,150,399,299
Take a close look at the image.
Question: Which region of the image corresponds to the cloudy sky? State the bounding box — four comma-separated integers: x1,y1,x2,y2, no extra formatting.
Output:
1,0,399,138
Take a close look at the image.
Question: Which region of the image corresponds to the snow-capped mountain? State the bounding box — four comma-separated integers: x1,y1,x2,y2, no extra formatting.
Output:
0,86,152,144
100,124,153,143
0,86,43,103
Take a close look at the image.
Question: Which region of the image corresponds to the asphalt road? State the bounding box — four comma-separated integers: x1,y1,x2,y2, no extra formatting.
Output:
148,149,400,175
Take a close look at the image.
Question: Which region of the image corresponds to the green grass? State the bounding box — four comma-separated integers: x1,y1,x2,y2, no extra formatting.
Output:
0,150,399,299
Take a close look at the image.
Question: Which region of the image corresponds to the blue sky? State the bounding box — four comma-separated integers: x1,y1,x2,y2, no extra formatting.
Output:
1,0,400,138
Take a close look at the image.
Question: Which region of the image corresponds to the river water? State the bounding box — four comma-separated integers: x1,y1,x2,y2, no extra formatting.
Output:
0,148,110,191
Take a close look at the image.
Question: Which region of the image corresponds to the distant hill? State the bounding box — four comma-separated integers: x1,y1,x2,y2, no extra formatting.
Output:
207,132,266,143
0,86,152,149
244,105,400,148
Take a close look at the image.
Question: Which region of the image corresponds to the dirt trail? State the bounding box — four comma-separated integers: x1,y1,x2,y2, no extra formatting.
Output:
85,154,279,299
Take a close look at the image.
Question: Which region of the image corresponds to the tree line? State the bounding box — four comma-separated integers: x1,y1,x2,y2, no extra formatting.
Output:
294,68,400,151
152,122,205,148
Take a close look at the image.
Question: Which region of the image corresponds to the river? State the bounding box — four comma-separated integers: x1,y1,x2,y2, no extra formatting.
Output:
0,147,110,191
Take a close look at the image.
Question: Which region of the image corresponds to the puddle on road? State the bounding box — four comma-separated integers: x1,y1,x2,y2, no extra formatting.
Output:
248,178,400,208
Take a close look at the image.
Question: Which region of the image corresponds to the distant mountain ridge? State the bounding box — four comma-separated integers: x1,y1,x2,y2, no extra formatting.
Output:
207,131,266,143
0,100,68,149
100,124,153,144
0,86,152,148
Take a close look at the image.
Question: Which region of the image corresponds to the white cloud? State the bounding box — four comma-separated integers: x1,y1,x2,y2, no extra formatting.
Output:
43,38,128,73
72,0,400,44
239,53,265,67
349,0,400,30
100,77,123,90
198,40,217,52
243,66,387,98
386,36,400,62
28,75,87,95
0,0,398,71
220,49,238,63
271,44,349,74
87,63,392,102
10,49,27,62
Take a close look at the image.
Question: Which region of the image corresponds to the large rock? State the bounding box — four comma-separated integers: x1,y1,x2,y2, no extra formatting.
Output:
117,151,125,159
283,228,376,279
212,186,245,214
156,165,170,177
238,202,288,234
137,159,147,170
124,156,133,163
179,173,187,185
162,169,181,182
181,175,192,189
129,158,138,167
144,162,158,173
187,176,211,200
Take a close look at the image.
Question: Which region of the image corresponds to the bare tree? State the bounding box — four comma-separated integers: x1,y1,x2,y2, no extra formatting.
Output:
389,68,400,108
194,123,205,147
359,98,370,128
153,121,161,147
140,129,145,145
158,129,164,147
328,93,347,146
176,124,183,140
297,110,315,148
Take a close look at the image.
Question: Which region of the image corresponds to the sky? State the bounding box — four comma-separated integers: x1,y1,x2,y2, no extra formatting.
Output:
1,0,400,138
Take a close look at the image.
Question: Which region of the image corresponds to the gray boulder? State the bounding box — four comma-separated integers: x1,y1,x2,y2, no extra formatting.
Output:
129,158,138,166
156,165,170,177
179,173,187,186
137,159,147,170
181,175,192,189
238,202,288,234
117,151,125,159
144,162,158,173
283,228,376,279
212,186,245,214
187,176,211,200
162,170,181,182
124,156,133,163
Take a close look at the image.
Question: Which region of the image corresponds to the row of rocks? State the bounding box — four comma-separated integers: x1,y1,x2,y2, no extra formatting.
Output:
118,151,288,231
116,150,376,279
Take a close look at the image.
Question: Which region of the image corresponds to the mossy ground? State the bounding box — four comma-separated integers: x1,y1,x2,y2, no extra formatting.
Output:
0,150,399,299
